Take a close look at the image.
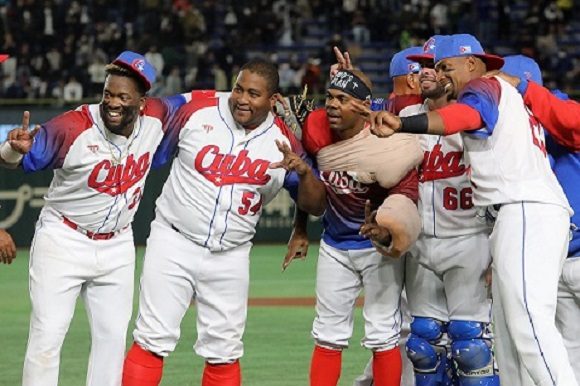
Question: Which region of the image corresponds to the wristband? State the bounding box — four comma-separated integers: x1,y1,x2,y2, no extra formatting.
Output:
0,142,23,164
400,113,429,134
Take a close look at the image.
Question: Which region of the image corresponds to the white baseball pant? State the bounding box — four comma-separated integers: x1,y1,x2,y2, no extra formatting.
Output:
491,202,577,386
23,210,135,386
132,217,251,363
556,256,580,384
312,240,404,350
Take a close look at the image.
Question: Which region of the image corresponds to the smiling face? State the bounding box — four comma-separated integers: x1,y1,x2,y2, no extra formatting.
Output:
228,70,276,130
435,56,485,99
418,60,446,99
99,74,144,136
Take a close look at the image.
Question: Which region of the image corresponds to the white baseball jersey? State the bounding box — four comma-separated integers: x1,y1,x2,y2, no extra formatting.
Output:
22,95,190,233
459,77,571,213
401,102,487,237
154,92,303,252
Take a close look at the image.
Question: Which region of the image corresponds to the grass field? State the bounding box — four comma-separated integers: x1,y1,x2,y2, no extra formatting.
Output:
0,244,372,386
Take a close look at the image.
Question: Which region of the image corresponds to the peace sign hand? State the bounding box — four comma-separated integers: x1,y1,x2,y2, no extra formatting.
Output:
269,140,309,176
360,200,392,254
329,46,354,79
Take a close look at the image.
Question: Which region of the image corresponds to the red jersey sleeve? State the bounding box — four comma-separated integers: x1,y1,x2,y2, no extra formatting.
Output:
524,81,580,151
301,108,337,156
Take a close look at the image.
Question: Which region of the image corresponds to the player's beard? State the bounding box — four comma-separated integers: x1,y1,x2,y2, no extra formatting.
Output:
100,104,140,136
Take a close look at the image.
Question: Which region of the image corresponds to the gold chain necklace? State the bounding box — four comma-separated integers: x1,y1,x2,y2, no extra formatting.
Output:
102,116,141,166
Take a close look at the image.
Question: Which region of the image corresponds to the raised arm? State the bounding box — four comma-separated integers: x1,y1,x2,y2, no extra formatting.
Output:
0,111,40,169
269,139,327,216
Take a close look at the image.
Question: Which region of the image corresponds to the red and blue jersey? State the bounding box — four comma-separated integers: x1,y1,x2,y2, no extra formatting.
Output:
22,94,189,233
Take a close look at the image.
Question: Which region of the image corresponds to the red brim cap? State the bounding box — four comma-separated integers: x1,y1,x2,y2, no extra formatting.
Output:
0,54,9,63
406,53,434,62
475,53,504,71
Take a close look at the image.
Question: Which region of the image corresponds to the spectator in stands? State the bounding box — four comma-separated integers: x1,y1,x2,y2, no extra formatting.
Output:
63,76,83,103
145,46,165,77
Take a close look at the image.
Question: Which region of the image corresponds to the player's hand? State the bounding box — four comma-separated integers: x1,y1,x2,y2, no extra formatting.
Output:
269,140,310,176
8,111,40,154
360,200,392,251
283,228,309,271
485,263,493,288
0,229,16,264
273,93,290,116
484,70,521,88
369,111,401,138
329,46,353,79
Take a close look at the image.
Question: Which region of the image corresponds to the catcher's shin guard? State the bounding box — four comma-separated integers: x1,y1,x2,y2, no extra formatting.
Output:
406,317,455,386
122,342,163,386
372,346,403,386
202,360,241,386
310,345,342,386
448,321,499,386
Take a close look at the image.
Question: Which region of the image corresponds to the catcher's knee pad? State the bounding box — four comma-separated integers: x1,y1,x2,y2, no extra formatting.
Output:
448,320,499,385
406,317,446,372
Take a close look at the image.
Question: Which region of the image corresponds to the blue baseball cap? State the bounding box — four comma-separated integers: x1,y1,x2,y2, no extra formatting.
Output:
407,35,445,62
434,34,504,71
389,46,423,78
112,51,156,91
501,55,543,86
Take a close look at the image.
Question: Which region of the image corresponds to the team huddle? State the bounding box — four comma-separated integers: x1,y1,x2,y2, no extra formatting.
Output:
0,32,578,386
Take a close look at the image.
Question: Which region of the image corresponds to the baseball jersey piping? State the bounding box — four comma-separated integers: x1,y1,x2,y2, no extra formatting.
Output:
203,101,235,248
215,115,276,248
520,202,556,385
92,109,145,234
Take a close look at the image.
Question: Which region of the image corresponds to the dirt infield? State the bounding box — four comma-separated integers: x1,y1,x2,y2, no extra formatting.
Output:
248,297,364,307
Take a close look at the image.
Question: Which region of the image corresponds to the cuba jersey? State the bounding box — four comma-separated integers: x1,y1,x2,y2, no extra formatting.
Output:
154,92,304,252
458,77,571,213
400,102,486,237
22,95,189,233
320,169,418,251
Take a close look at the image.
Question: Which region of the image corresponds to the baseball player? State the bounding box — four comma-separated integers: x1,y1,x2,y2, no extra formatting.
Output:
385,46,424,114
347,46,425,386
0,51,190,386
500,54,580,384
0,53,17,265
369,34,575,386
121,59,312,386
401,37,498,386
285,68,422,386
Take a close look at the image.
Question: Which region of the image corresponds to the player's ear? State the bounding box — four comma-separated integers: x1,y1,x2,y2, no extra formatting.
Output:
466,56,478,73
406,73,418,90
139,97,146,112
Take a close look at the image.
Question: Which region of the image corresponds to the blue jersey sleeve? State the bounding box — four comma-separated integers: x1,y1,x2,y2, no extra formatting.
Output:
458,77,502,138
22,107,93,172
150,94,190,169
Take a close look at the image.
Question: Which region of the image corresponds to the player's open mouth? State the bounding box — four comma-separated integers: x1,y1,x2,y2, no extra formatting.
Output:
105,110,123,123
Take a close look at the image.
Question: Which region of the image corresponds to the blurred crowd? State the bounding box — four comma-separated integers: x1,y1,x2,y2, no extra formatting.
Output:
0,0,578,102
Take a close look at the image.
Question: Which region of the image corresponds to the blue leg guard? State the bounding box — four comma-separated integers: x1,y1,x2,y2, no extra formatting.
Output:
406,317,455,386
448,320,500,386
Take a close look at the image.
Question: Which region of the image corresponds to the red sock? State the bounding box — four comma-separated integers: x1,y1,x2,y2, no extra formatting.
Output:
202,360,241,386
372,346,402,386
122,342,164,386
309,345,342,386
